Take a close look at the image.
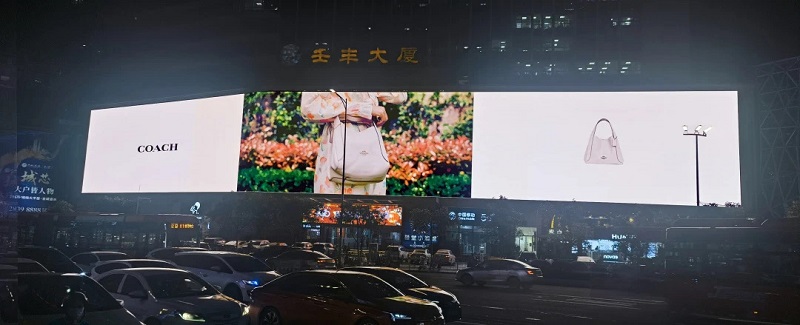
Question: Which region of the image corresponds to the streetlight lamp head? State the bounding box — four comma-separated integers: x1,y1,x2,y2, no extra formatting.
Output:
695,125,703,132
704,126,713,133
683,125,689,132
329,89,336,93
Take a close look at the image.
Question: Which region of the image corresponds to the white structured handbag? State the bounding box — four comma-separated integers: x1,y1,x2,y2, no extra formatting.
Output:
328,118,391,185
584,118,624,165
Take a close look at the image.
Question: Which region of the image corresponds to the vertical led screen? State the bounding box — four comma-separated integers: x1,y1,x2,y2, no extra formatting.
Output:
3,132,66,213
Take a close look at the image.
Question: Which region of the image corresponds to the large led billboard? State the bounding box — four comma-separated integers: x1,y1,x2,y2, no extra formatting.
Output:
472,92,740,205
82,95,244,193
82,91,740,206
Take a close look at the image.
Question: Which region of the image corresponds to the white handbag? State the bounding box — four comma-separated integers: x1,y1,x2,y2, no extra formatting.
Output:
584,118,624,165
328,118,390,185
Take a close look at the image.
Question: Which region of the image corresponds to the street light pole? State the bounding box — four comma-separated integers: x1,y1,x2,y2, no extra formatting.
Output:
331,90,348,265
683,125,711,207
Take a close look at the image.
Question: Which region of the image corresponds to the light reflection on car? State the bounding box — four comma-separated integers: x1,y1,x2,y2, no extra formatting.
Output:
248,270,445,325
96,268,248,325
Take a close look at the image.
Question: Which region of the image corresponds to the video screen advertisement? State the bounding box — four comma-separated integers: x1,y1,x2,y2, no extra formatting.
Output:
82,91,740,206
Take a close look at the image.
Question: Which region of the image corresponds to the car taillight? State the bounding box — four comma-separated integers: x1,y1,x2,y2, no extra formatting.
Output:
527,270,536,275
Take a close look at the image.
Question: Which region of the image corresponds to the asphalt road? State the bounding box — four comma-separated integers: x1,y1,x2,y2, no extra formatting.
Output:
411,271,671,325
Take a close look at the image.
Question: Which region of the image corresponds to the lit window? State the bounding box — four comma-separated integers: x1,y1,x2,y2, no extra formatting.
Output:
555,15,571,28
516,16,532,29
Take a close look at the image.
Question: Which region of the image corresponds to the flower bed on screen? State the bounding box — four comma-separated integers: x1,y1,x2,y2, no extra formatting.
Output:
238,91,473,197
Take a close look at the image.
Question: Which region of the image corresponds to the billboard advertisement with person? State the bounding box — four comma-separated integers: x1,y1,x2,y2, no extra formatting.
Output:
81,91,739,206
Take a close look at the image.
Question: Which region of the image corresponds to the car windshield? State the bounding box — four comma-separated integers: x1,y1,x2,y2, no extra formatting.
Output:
17,275,122,315
145,273,216,298
336,274,403,301
222,255,270,272
375,270,428,290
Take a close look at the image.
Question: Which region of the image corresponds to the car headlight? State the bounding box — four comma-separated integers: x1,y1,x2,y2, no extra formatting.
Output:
241,305,250,316
390,313,412,321
241,280,259,286
178,311,205,322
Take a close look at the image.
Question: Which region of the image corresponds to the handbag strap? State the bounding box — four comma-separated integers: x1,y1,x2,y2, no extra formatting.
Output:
590,118,618,139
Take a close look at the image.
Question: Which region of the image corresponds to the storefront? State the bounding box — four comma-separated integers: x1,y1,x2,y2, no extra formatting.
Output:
585,227,665,264
302,203,402,248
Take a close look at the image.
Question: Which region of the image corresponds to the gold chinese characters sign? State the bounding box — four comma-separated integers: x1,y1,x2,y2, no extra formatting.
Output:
170,223,195,230
311,47,419,64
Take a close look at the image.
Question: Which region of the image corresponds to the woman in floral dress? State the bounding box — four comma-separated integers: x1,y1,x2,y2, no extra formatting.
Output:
300,92,407,195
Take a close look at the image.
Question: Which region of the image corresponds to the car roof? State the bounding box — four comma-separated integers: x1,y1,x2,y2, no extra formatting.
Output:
175,251,249,256
342,266,397,271
95,259,172,264
75,251,128,255
0,257,42,264
151,247,206,251
17,272,84,279
298,269,368,276
102,267,190,276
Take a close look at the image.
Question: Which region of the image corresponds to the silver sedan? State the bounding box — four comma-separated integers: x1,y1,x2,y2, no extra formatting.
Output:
455,259,543,289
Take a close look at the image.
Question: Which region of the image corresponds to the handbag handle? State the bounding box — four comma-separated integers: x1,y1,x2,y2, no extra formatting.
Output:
589,118,618,139
327,119,389,162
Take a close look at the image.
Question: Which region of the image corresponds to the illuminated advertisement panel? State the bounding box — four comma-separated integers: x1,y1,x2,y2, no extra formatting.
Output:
303,203,402,226
82,91,739,206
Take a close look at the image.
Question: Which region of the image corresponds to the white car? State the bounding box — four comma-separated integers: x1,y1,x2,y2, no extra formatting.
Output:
90,259,177,279
96,268,247,325
409,249,431,264
145,247,208,262
433,249,457,265
171,251,279,302
71,251,130,274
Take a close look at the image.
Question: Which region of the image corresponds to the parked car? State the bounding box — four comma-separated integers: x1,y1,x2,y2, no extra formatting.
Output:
96,268,248,325
291,242,313,250
171,251,279,302
71,251,130,274
251,245,293,261
409,249,431,264
248,270,444,325
385,245,412,261
0,257,49,273
516,252,538,265
312,242,335,256
90,259,177,279
250,240,271,248
345,267,462,322
16,273,142,325
17,246,83,274
456,259,543,289
433,249,457,266
266,250,337,274
145,247,208,262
